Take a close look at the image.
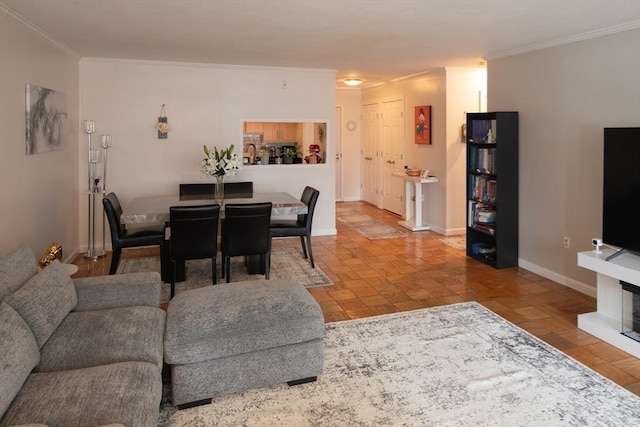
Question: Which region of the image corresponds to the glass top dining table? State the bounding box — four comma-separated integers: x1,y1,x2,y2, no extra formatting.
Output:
120,192,306,224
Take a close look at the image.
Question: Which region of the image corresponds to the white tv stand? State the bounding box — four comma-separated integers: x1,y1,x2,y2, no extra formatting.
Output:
577,249,640,357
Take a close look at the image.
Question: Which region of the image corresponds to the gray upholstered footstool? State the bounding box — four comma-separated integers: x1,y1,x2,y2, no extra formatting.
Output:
164,279,324,409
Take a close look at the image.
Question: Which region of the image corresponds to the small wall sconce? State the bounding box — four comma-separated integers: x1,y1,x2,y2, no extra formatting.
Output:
155,104,170,139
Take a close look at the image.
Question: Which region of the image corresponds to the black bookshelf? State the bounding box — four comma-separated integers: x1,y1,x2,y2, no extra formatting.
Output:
466,112,518,268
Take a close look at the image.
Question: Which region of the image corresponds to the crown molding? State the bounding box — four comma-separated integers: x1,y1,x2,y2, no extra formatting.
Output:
0,2,79,58
486,21,640,61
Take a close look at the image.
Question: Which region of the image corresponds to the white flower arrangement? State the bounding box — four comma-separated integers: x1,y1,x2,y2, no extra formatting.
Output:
200,144,240,177
155,121,170,133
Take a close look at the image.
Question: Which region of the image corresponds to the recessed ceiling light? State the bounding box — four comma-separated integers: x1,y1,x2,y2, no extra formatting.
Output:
343,78,363,86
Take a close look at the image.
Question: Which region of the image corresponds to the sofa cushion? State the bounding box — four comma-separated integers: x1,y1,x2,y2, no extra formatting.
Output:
0,244,39,301
164,279,325,365
0,303,40,419
0,362,162,427
38,306,166,372
4,260,77,348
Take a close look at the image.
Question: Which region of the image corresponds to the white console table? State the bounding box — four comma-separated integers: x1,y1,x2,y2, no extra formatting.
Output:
577,249,640,357
396,174,438,232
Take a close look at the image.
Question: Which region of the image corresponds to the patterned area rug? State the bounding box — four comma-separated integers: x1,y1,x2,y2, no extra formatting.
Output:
439,235,466,250
117,247,332,302
158,302,639,426
336,208,406,239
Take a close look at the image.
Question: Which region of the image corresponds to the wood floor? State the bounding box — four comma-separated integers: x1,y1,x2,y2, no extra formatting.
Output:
72,201,640,396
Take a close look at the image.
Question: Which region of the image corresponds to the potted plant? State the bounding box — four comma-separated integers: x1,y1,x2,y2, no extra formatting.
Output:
259,144,270,165
281,146,298,164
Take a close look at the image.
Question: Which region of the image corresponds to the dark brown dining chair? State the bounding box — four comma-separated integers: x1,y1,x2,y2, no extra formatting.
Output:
168,204,220,298
103,192,165,275
270,186,320,268
221,202,272,283
179,183,215,200
224,181,253,196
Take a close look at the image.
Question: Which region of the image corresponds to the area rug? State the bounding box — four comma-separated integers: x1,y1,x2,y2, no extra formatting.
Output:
157,301,639,426
117,247,332,302
336,208,406,239
439,235,466,250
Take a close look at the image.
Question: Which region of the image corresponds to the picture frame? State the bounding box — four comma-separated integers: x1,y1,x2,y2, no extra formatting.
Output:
420,169,429,178
25,83,67,155
414,105,431,145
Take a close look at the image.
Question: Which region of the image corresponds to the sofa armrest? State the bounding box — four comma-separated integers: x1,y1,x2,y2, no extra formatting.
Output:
73,272,161,311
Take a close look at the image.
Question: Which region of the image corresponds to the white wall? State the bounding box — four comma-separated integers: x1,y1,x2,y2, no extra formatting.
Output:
445,68,487,235
80,59,337,250
336,88,362,201
489,29,640,294
0,10,80,258
361,68,486,235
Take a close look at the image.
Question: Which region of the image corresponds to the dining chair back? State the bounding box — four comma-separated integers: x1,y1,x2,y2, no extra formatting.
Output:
103,192,165,275
270,186,320,268
221,202,272,283
179,182,253,200
224,181,253,197
179,183,215,200
168,204,220,298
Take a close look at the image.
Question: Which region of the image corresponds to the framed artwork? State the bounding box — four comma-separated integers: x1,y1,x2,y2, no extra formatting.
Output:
414,105,431,145
25,84,67,155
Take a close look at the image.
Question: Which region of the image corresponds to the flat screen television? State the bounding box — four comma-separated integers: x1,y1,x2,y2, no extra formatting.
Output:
602,127,640,260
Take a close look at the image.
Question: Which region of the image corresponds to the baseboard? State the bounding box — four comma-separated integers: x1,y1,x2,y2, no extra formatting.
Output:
518,258,596,298
312,227,337,236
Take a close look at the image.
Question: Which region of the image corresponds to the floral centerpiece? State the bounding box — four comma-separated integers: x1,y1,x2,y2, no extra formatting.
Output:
200,144,240,202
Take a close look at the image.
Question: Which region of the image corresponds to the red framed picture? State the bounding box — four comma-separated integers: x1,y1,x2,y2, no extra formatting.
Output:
414,105,431,145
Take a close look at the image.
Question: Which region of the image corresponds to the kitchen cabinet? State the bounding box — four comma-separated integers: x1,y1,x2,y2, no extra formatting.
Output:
244,122,263,133
262,122,299,141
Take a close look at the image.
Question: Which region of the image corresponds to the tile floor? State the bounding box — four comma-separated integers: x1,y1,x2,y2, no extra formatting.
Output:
72,201,640,396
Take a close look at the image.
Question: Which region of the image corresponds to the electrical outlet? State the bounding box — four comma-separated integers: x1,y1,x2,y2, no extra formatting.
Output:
563,236,570,249
281,80,287,89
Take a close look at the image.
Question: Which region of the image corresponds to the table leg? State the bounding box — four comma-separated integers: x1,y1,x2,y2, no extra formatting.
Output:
415,181,423,228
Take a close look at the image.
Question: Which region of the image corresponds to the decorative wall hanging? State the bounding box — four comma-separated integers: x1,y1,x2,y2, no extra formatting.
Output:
155,104,170,139
25,84,68,155
414,105,431,145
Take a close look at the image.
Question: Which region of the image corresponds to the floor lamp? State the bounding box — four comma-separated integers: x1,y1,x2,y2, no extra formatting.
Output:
101,134,112,255
84,120,106,259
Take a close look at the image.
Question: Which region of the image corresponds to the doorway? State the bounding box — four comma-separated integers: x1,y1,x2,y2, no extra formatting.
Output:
335,106,343,201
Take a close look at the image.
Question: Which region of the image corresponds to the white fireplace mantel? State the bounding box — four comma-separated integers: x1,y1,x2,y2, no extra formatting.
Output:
577,249,640,357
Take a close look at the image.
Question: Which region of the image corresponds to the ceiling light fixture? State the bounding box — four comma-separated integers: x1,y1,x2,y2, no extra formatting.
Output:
343,78,363,86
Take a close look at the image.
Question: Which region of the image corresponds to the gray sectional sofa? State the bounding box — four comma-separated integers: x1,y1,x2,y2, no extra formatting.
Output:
0,244,166,427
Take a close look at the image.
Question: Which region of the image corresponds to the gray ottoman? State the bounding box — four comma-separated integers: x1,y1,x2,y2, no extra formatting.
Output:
164,279,324,408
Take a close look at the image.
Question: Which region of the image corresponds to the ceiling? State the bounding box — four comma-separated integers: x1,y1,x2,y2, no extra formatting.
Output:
2,0,639,88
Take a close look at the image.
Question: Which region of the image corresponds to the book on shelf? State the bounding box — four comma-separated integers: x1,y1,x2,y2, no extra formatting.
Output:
470,176,497,203
472,223,496,235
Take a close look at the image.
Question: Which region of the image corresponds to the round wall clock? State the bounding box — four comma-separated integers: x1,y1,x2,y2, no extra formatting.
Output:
346,120,357,131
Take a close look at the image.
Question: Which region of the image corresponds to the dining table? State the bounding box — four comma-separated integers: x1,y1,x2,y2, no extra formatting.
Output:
120,191,307,224
120,191,307,281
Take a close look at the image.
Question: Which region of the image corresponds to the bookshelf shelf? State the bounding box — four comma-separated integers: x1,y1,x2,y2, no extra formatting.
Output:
466,112,519,269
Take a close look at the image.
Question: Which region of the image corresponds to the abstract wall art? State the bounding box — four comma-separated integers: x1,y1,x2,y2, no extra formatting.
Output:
25,84,67,155
414,105,431,145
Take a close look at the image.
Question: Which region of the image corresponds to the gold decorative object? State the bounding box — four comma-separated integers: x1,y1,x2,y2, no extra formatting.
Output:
47,242,63,261
39,253,56,268
156,104,170,139
39,242,63,268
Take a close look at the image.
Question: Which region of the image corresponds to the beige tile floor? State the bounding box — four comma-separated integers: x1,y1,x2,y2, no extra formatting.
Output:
72,201,640,396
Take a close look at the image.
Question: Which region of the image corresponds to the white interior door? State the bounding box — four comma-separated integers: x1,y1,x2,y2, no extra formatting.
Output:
381,99,404,215
335,106,343,201
361,103,379,205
